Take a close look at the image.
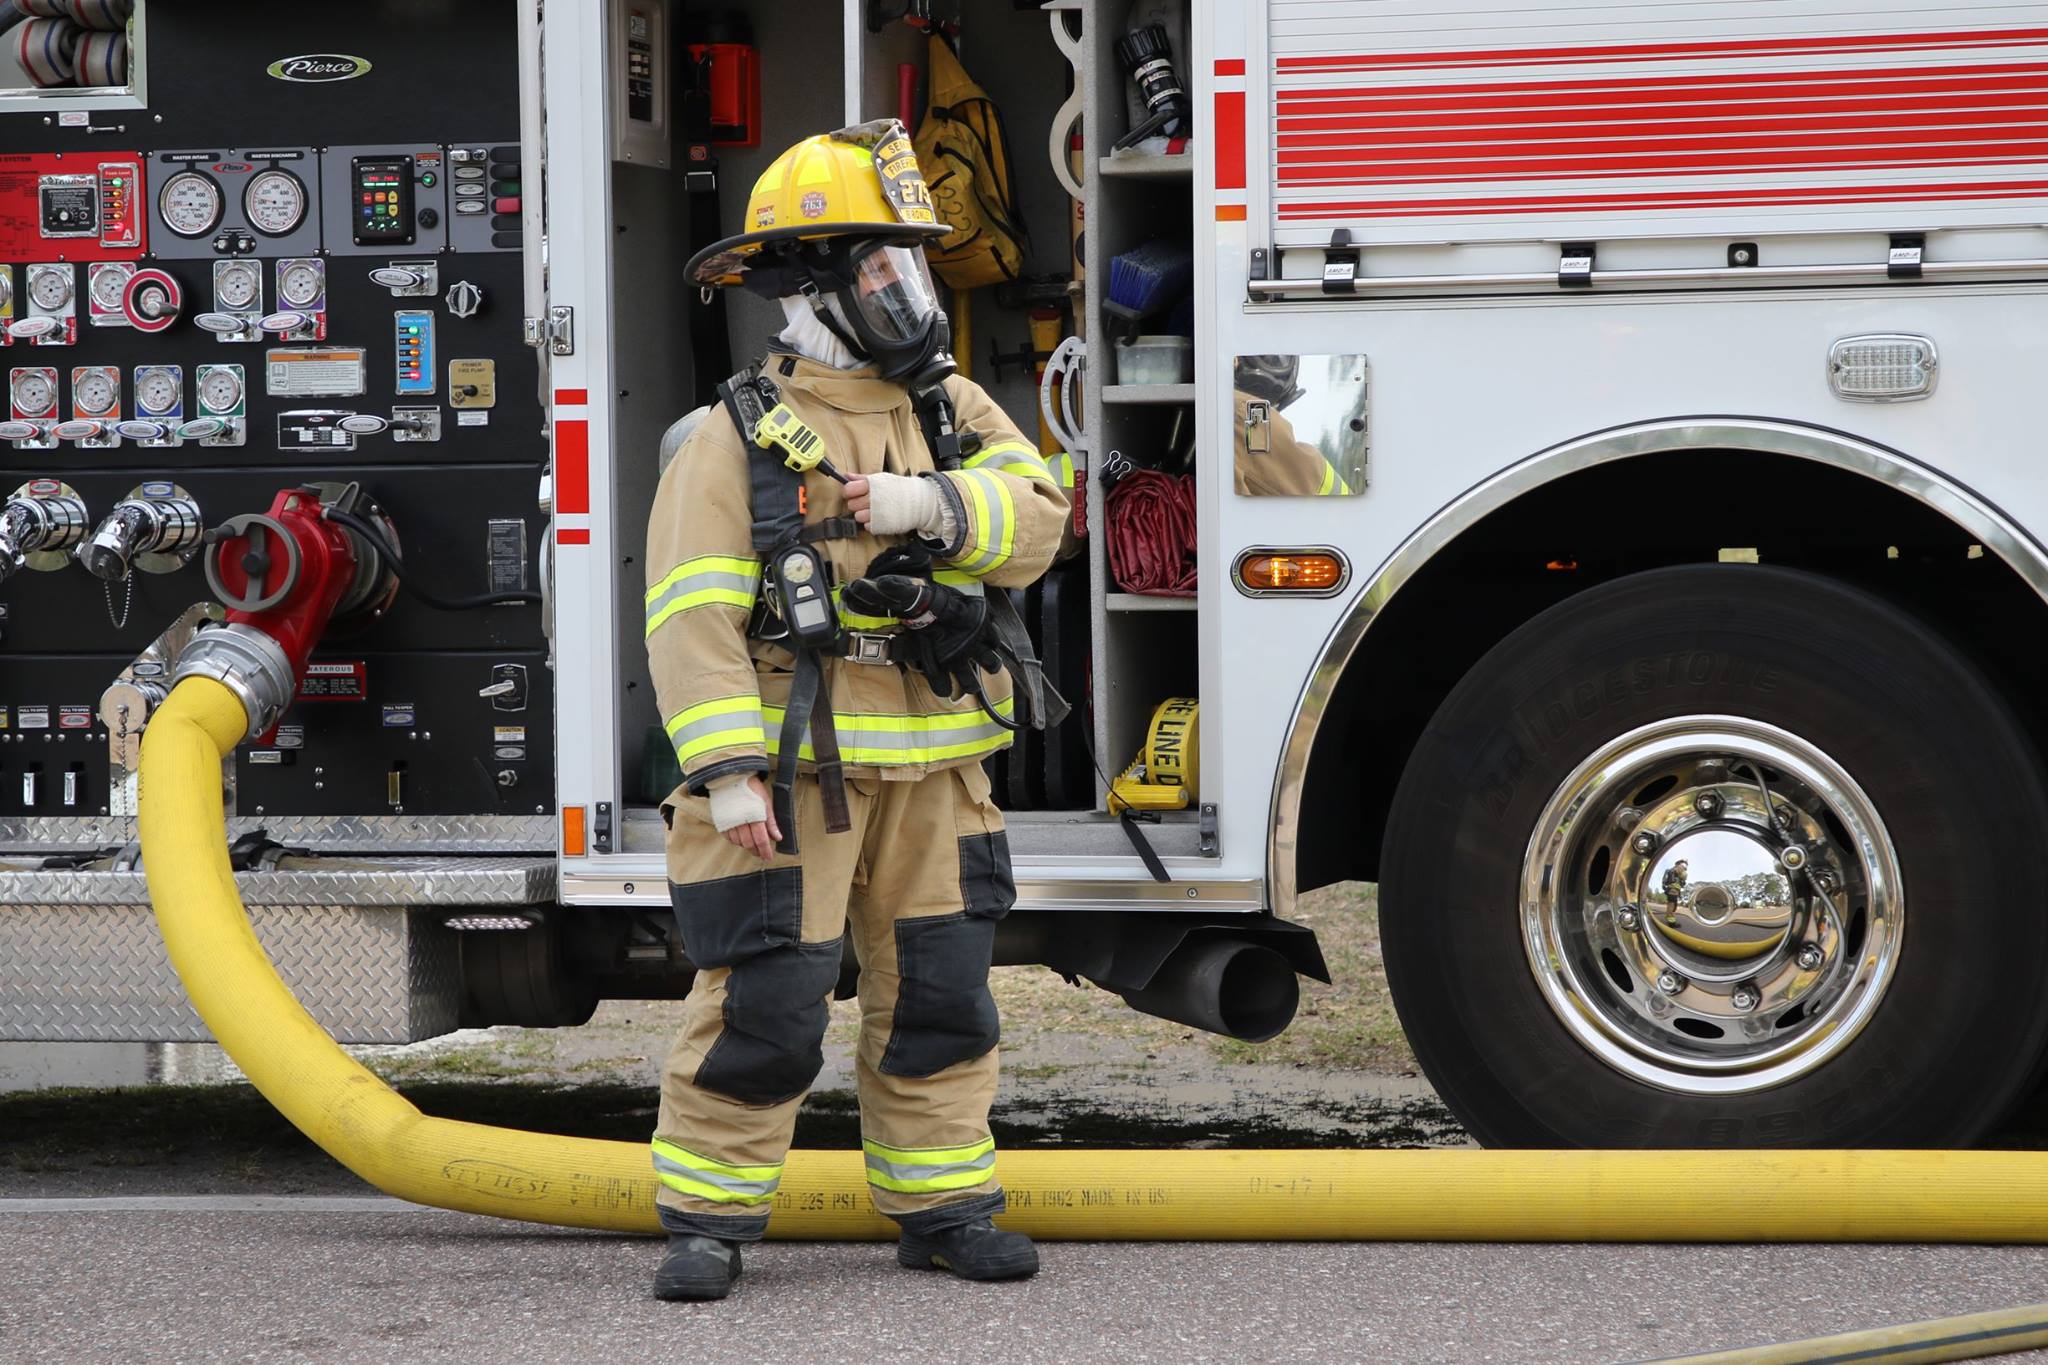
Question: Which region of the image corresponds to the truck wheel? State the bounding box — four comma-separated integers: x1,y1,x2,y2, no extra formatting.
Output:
1378,565,2048,1146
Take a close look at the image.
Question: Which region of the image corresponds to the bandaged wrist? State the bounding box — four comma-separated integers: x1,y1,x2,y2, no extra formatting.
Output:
706,774,767,833
863,471,947,538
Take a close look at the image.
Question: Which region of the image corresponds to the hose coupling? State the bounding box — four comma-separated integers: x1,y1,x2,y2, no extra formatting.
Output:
169,623,298,741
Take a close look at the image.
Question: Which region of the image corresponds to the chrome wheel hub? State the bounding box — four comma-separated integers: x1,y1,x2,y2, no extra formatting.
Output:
1521,716,1903,1094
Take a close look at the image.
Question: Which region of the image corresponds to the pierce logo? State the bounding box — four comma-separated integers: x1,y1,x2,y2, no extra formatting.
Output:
266,54,373,83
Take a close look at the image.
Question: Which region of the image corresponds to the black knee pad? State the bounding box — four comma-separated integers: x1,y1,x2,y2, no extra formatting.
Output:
881,912,1000,1078
670,866,804,969
695,938,841,1105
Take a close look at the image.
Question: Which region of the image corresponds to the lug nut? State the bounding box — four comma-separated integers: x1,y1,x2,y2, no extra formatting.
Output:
1612,806,1644,832
1656,970,1686,995
1731,985,1761,1012
1693,792,1724,819
1617,904,1641,932
1811,868,1841,895
1632,830,1660,855
1773,806,1799,830
1796,942,1825,971
1779,844,1807,871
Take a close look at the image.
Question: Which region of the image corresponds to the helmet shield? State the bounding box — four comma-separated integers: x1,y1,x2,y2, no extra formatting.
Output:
848,244,940,347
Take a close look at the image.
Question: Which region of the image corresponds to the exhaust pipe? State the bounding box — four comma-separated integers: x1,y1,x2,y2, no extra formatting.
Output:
1119,937,1299,1042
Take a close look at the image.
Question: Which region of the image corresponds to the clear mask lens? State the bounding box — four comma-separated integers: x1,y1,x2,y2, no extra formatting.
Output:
849,244,939,345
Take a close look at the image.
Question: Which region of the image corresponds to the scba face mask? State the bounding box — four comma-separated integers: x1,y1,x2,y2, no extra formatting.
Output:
790,240,955,387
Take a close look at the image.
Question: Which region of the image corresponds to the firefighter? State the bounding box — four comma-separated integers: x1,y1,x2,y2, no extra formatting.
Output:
642,120,1069,1301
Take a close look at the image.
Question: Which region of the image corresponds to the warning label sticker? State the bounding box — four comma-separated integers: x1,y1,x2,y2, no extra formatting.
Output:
266,347,366,397
296,660,367,700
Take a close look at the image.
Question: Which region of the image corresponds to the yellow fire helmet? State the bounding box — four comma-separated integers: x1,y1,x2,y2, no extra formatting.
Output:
687,118,950,289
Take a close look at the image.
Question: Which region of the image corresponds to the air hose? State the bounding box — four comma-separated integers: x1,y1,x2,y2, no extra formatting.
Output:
140,675,2048,1244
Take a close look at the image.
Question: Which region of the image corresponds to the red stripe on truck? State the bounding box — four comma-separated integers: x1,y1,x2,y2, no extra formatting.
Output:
1273,27,2048,75
1216,90,1245,189
555,418,589,515
1278,178,2048,219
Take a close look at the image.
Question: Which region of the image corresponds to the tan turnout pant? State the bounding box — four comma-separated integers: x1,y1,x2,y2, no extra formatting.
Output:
651,763,1013,1241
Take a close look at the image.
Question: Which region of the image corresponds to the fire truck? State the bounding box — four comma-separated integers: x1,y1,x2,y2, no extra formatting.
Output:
6,0,2048,1151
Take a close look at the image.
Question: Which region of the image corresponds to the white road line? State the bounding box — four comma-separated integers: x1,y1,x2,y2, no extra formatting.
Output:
0,1195,458,1214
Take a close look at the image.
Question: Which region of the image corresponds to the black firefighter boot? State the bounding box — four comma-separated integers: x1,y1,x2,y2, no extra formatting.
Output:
897,1218,1040,1281
652,1234,743,1301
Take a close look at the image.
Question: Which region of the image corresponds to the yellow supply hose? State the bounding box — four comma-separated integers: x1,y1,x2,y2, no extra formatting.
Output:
1650,1302,2048,1364
140,677,2048,1241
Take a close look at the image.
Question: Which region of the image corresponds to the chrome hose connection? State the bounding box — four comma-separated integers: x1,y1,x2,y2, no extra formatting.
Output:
168,623,298,741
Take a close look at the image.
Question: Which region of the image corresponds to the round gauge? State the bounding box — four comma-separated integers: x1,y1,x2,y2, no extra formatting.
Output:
277,260,322,307
28,267,70,311
244,169,307,237
159,170,224,239
12,371,54,416
90,265,131,313
0,271,12,312
199,367,242,413
74,370,116,414
215,260,260,309
135,367,179,416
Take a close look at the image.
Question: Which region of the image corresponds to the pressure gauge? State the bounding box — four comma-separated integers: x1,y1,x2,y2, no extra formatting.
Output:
73,368,116,414
199,365,242,413
135,366,179,415
244,169,308,236
0,271,13,312
159,170,224,239
89,264,131,314
277,259,322,308
12,370,55,417
215,259,260,310
28,266,71,311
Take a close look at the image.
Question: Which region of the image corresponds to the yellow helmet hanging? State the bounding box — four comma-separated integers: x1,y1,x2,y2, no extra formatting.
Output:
687,119,949,288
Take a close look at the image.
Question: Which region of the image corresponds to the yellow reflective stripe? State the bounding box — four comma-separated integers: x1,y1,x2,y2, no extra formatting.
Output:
651,1139,782,1205
862,1136,997,1194
933,567,977,588
664,695,767,765
644,555,762,636
762,695,1016,765
830,583,897,633
963,440,1053,483
1316,460,1339,497
1048,450,1076,490
948,468,1016,578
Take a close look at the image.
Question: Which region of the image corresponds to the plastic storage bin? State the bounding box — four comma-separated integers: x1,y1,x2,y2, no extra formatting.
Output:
1113,335,1193,385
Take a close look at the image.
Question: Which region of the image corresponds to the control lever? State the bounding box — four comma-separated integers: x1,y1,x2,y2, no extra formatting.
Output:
5,316,57,340
51,418,104,443
193,312,253,336
337,412,432,439
0,419,43,442
259,310,315,339
112,418,170,442
0,482,89,584
175,417,227,440
78,488,205,581
370,265,428,292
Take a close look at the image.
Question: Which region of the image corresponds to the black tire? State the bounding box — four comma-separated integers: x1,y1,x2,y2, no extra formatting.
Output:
1379,565,2048,1147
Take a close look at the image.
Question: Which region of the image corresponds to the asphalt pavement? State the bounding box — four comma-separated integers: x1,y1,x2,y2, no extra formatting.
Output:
4,1197,2048,1363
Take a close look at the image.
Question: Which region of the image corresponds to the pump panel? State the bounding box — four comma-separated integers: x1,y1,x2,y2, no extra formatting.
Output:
0,1,548,836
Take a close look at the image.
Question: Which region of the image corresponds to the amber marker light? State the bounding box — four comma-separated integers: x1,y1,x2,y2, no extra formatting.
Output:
1236,550,1347,595
562,805,587,856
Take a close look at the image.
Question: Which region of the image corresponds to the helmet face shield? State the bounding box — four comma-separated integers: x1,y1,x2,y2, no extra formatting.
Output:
848,244,940,347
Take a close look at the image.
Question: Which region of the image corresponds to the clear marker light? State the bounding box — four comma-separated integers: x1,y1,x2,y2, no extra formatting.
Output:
1829,334,1937,402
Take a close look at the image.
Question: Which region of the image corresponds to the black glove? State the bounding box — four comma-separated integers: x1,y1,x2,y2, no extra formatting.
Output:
840,572,1002,703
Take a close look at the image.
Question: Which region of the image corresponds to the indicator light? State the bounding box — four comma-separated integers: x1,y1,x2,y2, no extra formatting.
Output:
1828,334,1937,402
1236,551,1346,594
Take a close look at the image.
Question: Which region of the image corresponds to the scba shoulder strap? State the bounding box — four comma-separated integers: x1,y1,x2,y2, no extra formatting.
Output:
716,363,855,852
